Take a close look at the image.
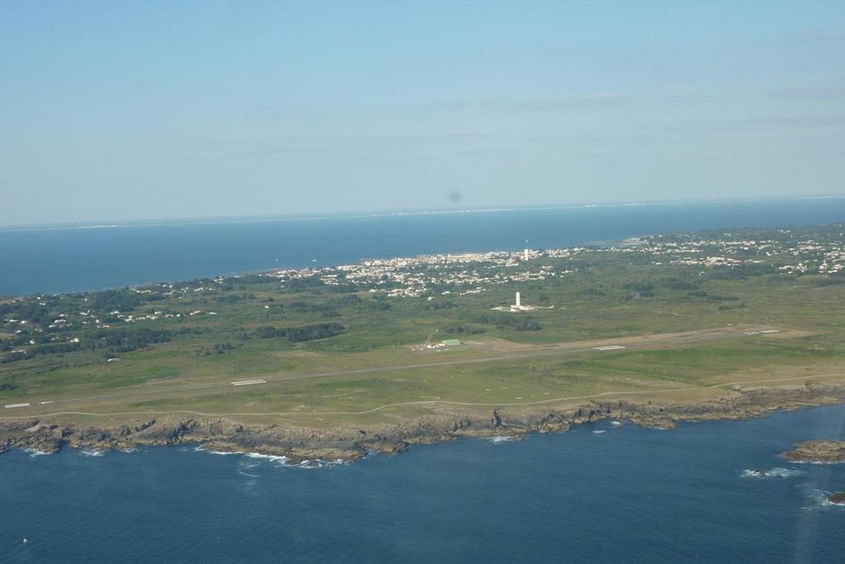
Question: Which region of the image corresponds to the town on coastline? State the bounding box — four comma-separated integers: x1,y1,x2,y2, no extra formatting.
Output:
1,224,844,462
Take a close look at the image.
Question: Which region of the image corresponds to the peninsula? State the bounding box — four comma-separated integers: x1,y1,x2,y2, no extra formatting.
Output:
1,224,844,463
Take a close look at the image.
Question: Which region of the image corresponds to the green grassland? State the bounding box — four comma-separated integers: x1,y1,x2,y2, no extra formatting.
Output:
1,225,845,428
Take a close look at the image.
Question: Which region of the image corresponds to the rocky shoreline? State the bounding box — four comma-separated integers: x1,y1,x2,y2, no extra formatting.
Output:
2,380,845,464
781,439,845,464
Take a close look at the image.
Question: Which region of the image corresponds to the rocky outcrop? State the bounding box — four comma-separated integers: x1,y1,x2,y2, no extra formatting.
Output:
828,492,845,505
781,440,845,463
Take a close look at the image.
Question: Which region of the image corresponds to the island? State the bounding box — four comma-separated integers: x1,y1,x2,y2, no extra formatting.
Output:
1,224,844,463
781,440,845,464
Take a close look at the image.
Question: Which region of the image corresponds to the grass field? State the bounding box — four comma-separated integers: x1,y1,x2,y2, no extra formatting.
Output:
2,226,845,431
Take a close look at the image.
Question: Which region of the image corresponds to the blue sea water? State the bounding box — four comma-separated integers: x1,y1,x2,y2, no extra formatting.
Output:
1,197,844,297
1,406,844,563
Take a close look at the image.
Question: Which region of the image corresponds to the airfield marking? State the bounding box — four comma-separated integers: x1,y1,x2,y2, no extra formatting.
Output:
0,325,802,416
8,372,845,421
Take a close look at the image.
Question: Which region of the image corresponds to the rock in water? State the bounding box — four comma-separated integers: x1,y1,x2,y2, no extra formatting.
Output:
781,440,845,463
828,492,845,506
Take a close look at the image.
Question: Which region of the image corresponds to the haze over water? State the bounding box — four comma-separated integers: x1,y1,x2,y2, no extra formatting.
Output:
2,198,844,297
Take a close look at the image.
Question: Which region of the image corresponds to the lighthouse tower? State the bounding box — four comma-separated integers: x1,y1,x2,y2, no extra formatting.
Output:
515,291,521,308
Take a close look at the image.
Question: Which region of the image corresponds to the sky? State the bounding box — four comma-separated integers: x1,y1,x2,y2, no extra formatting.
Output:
1,1,844,226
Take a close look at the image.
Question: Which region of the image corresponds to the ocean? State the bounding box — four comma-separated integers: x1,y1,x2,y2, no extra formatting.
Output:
2,198,845,562
2,198,845,297
1,406,844,563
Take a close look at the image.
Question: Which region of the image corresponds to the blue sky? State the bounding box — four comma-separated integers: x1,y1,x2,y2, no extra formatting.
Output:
1,1,844,225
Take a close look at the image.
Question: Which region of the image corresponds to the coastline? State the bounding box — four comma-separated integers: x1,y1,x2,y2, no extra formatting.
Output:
3,379,844,464
3,222,844,466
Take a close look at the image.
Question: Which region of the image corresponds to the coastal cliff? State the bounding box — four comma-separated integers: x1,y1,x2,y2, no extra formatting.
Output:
3,380,843,464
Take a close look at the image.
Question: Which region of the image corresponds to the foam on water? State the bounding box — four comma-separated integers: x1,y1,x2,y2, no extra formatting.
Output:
195,444,242,456
24,448,52,457
294,458,348,469
804,489,845,511
193,450,352,470
79,449,105,457
789,459,843,465
592,430,606,434
486,436,515,444
244,452,290,465
740,467,804,479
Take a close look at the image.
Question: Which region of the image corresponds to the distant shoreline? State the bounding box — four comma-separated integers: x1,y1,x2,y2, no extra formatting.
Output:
3,199,845,297
5,194,845,232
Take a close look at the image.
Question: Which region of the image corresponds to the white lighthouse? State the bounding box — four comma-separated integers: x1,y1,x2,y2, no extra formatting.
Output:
493,290,543,312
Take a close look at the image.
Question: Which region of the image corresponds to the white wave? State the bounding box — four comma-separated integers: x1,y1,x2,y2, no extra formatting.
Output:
192,444,207,452
592,430,606,434
208,449,241,456
119,447,138,454
486,436,515,444
244,452,290,464
24,448,52,457
741,467,804,479
767,467,804,478
295,458,349,469
610,421,623,427
804,489,845,510
239,452,350,469
79,449,105,457
238,471,260,478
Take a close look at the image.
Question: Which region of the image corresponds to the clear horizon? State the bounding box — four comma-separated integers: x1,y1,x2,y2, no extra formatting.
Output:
2,1,844,226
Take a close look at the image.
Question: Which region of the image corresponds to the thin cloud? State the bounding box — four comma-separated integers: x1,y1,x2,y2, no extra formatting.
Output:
769,86,845,99
715,115,845,131
429,94,629,112
635,114,845,136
